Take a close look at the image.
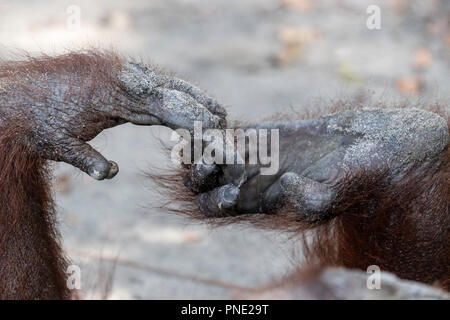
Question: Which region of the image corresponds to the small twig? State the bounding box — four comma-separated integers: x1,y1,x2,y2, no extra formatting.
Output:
68,249,254,292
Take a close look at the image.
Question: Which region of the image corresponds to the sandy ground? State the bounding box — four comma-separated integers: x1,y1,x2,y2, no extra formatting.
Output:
0,0,448,299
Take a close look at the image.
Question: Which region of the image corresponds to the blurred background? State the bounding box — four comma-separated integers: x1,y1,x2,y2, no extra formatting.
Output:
0,0,448,299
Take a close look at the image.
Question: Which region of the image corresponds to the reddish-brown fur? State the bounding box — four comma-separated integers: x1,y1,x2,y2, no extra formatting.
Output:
0,50,447,297
0,51,126,299
0,120,70,299
151,103,450,292
0,50,126,134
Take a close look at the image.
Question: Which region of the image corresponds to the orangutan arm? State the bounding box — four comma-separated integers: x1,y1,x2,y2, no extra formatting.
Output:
0,51,226,180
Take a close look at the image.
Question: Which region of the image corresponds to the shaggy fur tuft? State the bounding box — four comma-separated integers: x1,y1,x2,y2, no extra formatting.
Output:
149,102,450,291
0,119,70,299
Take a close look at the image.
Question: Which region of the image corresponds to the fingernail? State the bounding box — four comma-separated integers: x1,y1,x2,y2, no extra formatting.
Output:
106,161,119,179
222,184,239,204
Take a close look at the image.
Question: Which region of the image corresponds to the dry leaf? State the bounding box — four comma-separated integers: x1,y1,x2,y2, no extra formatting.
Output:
182,232,200,243
100,10,130,31
281,0,314,12
414,47,432,69
395,77,423,95
389,0,408,12
275,26,319,65
55,174,71,194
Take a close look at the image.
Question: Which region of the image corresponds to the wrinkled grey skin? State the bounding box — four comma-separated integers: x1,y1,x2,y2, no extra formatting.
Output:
186,108,449,219
0,61,226,180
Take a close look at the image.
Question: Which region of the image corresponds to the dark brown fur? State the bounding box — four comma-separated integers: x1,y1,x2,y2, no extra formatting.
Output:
0,120,69,299
150,103,450,291
0,50,126,135
0,51,126,299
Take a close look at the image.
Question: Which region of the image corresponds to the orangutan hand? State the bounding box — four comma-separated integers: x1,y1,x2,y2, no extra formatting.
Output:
182,108,448,220
0,52,227,180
